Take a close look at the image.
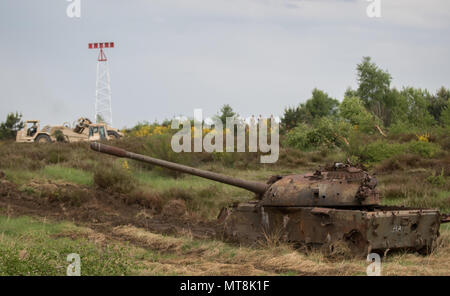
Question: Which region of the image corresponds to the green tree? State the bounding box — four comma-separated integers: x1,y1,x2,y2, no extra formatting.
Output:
0,112,24,140
390,87,436,131
280,106,302,132
304,89,339,120
427,86,450,123
339,96,382,133
344,87,358,98
356,57,393,125
217,104,236,125
281,89,339,131
441,100,450,127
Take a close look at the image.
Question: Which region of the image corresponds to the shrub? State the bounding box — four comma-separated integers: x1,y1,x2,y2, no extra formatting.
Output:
140,134,194,177
388,121,424,136
284,123,310,150
211,151,237,168
406,141,441,158
93,163,136,193
277,148,307,167
47,150,68,164
52,129,66,142
339,96,382,134
284,117,352,151
0,141,103,171
426,169,446,187
357,140,441,163
375,153,421,173
125,191,162,211
160,187,195,202
437,133,450,151
359,141,406,163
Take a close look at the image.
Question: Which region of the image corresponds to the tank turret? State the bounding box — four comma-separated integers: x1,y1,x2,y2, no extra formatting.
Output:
90,142,379,207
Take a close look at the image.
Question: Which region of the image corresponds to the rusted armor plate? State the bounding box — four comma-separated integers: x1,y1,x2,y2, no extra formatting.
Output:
261,172,379,207
221,204,441,255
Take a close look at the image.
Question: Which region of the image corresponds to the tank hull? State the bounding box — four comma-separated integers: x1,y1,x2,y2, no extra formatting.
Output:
219,203,441,255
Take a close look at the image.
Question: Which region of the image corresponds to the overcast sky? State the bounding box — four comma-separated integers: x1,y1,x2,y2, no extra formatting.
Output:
0,0,449,128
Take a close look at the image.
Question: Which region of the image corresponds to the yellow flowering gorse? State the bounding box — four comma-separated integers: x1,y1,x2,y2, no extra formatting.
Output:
416,133,430,142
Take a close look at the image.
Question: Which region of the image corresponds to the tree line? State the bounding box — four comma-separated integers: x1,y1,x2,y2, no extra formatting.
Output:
2,56,449,145
281,56,450,134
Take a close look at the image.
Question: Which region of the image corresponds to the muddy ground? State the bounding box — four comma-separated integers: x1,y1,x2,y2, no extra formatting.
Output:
0,176,218,247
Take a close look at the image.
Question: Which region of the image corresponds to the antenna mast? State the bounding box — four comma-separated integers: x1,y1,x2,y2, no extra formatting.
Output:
89,42,115,126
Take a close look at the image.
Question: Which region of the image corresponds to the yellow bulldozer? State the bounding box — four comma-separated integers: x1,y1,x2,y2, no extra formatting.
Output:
16,117,123,143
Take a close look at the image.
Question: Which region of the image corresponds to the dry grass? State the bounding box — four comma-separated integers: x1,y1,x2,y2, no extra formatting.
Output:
113,225,184,252
107,225,450,276
377,169,450,212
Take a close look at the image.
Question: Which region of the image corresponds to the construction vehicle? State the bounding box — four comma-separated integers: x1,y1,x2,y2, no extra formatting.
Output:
71,117,123,139
90,142,450,256
16,118,123,143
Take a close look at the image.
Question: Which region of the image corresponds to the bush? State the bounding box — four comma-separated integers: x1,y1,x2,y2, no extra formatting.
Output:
284,123,310,150
357,140,442,163
93,163,136,193
284,117,352,151
132,133,194,178
124,191,162,211
339,96,382,134
277,148,307,167
52,129,66,142
47,150,69,164
426,169,447,187
375,153,420,173
388,121,424,136
359,141,406,163
0,141,104,171
406,141,441,158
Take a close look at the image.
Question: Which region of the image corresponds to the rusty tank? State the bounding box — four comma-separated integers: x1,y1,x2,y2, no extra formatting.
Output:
90,142,449,256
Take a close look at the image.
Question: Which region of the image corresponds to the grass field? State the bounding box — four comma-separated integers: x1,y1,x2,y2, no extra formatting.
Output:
0,215,448,276
0,216,136,275
0,140,449,275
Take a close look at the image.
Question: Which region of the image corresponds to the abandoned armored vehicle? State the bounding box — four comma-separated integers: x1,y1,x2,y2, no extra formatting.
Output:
90,142,449,256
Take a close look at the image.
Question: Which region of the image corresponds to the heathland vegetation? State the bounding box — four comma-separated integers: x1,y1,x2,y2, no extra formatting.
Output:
0,57,449,275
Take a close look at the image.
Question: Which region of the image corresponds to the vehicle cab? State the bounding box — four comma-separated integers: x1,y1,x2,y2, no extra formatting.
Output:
88,124,109,141
16,120,41,142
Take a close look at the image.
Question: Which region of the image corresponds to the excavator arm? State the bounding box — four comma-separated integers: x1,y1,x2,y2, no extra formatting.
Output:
73,117,92,134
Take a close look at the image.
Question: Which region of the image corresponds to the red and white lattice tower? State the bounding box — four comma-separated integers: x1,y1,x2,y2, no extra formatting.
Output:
89,42,114,126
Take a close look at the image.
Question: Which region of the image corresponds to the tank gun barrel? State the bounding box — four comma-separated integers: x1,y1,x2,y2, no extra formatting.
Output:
90,142,269,195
